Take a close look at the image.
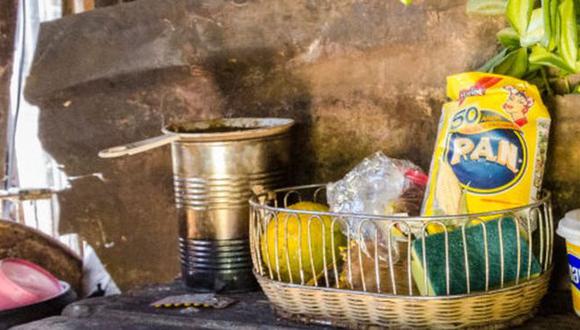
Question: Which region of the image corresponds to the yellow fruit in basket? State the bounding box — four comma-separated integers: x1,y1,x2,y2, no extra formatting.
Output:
260,201,346,283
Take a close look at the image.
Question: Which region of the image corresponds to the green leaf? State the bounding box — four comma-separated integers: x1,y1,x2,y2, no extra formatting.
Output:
400,0,412,5
497,27,521,48
529,45,576,73
523,70,542,85
558,0,578,70
506,0,534,35
492,47,529,78
541,0,552,48
527,61,543,73
466,0,507,15
479,47,510,72
521,9,546,47
549,0,559,50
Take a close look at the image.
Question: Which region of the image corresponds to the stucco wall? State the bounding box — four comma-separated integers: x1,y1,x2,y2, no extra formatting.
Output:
0,0,18,183
24,0,542,289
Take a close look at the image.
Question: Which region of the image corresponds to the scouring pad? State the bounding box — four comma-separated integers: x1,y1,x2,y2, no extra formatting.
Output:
411,217,541,296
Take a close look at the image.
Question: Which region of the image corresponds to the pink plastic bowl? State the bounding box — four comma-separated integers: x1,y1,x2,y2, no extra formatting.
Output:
0,258,62,311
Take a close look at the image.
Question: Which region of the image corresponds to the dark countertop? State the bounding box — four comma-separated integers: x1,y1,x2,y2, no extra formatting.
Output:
12,282,580,329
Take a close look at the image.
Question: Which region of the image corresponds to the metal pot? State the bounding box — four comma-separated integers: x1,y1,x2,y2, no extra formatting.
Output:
99,118,294,292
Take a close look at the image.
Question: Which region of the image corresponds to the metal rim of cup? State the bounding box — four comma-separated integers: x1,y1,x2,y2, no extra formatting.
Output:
161,117,295,142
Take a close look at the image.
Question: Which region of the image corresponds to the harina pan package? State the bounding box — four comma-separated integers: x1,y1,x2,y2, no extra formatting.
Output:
422,72,550,217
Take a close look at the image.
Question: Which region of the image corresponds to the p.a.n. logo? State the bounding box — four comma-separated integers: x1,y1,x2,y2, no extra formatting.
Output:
445,107,527,194
569,254,580,291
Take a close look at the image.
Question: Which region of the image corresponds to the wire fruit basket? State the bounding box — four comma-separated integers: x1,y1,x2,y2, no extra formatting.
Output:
249,184,553,329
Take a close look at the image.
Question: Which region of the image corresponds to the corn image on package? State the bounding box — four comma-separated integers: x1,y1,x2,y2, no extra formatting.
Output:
422,72,550,216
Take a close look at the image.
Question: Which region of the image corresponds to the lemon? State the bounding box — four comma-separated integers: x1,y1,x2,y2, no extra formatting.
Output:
260,201,346,283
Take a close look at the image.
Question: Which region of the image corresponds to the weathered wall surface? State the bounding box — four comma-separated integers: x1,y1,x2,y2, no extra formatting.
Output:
544,95,580,287
0,0,18,183
25,0,507,289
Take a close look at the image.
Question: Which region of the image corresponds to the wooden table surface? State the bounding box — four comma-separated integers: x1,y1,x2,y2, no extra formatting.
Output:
13,282,580,329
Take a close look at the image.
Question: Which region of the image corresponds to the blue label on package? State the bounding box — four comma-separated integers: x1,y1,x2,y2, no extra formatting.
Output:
569,254,580,290
445,108,527,194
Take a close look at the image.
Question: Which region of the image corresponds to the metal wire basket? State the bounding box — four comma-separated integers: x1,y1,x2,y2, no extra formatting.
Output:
249,184,553,329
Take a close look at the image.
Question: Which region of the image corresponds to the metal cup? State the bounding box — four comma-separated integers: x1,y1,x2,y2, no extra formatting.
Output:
100,118,294,292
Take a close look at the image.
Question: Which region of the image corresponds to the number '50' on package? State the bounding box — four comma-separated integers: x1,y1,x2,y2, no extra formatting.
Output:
422,72,550,216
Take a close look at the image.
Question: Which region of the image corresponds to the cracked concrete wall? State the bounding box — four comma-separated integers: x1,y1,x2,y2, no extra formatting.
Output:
25,0,508,289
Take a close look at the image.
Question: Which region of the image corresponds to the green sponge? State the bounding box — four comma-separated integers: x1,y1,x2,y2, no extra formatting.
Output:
411,217,541,296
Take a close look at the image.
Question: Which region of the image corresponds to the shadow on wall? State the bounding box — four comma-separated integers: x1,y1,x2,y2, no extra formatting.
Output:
25,45,316,289
204,47,315,184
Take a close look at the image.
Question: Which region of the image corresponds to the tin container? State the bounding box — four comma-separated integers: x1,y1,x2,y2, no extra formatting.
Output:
100,118,294,292
557,209,580,317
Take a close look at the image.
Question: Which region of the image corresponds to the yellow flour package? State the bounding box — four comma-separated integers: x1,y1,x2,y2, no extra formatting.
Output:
422,72,550,216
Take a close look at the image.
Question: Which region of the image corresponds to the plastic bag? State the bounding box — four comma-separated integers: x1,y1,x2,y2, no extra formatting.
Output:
327,152,427,256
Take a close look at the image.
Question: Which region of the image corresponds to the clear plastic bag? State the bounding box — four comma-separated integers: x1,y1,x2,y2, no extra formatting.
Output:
327,152,427,258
